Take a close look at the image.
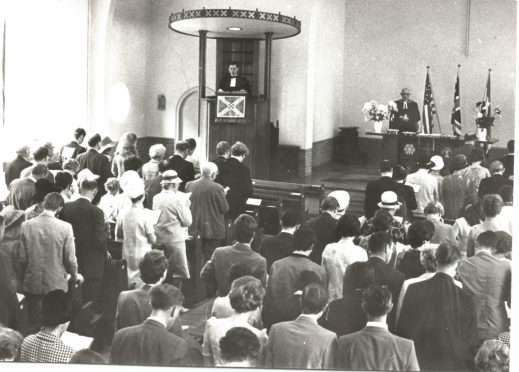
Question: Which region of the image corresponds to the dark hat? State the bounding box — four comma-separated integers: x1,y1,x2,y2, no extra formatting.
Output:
417,152,433,169
42,290,74,327
32,146,49,161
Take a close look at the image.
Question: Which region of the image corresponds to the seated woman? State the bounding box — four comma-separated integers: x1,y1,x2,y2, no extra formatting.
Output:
202,276,267,367
396,220,436,280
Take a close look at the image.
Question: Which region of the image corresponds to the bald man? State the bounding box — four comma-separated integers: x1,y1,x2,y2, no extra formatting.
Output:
389,88,420,132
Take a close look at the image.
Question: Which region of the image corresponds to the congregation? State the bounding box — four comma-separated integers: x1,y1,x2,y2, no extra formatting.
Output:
0,128,514,371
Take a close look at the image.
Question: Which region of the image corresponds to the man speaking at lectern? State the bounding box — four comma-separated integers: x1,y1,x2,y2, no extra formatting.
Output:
389,88,420,132
218,61,251,93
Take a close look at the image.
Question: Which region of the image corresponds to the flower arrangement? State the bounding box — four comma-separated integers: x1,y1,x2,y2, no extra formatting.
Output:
475,101,501,129
362,100,390,122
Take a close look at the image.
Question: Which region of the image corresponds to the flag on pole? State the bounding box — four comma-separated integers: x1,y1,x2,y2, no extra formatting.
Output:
482,69,491,116
422,67,440,134
451,65,462,136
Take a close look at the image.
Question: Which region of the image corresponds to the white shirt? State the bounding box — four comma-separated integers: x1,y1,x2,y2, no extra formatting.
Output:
366,321,388,330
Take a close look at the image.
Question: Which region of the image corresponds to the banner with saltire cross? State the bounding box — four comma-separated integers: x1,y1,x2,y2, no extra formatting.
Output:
217,95,246,118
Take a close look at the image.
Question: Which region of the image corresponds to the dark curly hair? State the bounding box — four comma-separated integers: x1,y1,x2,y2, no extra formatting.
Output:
139,250,168,284
229,276,265,313
220,327,260,365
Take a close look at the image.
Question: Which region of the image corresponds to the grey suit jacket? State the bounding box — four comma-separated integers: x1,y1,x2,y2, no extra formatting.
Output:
266,315,337,369
338,326,419,371
115,284,153,331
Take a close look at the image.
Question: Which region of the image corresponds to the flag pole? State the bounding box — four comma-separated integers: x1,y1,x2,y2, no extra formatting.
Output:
429,67,442,134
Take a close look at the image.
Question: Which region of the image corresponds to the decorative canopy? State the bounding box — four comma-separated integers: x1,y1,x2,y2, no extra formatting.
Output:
169,8,301,40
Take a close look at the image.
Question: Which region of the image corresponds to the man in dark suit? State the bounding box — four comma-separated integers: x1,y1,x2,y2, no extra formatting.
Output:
367,231,404,331
337,285,419,370
4,145,32,187
260,210,299,271
225,142,253,220
389,88,420,132
500,139,514,179
452,133,479,161
60,127,86,161
364,160,401,219
397,244,478,371
7,164,48,211
76,133,113,204
305,196,339,264
201,214,266,297
218,62,251,93
212,141,230,186
60,178,108,310
110,284,192,366
266,283,337,369
478,160,513,197
168,140,195,192
392,165,417,219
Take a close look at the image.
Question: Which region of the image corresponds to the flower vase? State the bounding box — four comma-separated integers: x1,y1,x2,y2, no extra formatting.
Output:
477,127,488,141
374,120,383,133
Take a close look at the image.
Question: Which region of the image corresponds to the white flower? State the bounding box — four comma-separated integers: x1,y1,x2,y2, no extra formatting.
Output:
476,113,483,119
362,102,372,112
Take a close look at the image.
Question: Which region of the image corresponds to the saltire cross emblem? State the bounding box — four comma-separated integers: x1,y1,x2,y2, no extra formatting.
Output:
217,95,246,118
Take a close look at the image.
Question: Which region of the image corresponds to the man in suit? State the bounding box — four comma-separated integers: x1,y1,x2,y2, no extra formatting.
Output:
397,244,478,371
225,141,253,220
18,193,82,332
19,146,55,183
201,214,266,297
478,160,513,197
266,226,326,304
60,127,86,161
218,61,251,93
458,231,511,343
337,285,419,371
76,133,113,204
364,160,402,219
212,141,230,186
7,164,48,211
266,283,337,369
392,165,417,220
60,177,108,310
4,145,32,187
305,196,339,264
260,210,299,271
110,284,192,366
167,140,195,192
451,133,479,161
500,139,514,179
186,162,229,263
389,88,420,132
423,201,456,246
367,231,405,331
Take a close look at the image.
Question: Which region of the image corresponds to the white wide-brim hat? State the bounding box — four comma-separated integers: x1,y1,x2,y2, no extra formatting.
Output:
430,155,444,171
378,191,402,209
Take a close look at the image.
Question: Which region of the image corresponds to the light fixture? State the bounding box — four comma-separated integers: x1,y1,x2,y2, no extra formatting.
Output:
227,27,242,31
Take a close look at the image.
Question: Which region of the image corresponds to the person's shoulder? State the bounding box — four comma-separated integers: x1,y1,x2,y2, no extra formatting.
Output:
338,328,364,343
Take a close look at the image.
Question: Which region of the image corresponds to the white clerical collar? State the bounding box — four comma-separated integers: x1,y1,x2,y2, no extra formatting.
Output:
366,321,388,329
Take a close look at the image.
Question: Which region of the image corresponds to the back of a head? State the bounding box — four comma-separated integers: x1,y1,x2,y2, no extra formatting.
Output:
88,133,102,148
33,146,49,162
295,270,322,291
424,201,445,216
104,178,120,194
139,250,168,284
407,220,435,248
490,160,504,174
216,141,230,156
476,230,498,251
16,145,30,158
368,231,391,256
0,327,23,361
32,163,48,178
361,284,392,318
435,243,461,268
301,283,328,314
292,225,316,253
420,247,437,273
175,140,190,153
321,196,339,212
42,192,65,211
469,148,484,164
219,327,260,366
229,276,265,313
498,185,513,204
34,179,57,203
507,139,514,153
74,128,86,140
54,172,73,191
150,283,184,311
372,209,393,232
63,159,80,174
494,231,512,256
482,194,504,218
231,141,249,157
149,144,166,160
42,290,72,328
186,138,197,151
80,179,98,193
458,194,482,226
450,154,468,172
379,160,392,174
123,156,142,172
475,339,509,372
392,164,407,181
233,214,257,243
69,349,106,364
228,263,253,284
201,162,218,177
336,213,360,238
343,261,375,295
281,210,299,229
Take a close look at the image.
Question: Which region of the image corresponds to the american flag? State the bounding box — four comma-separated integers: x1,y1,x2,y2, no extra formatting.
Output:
422,68,439,134
451,66,462,136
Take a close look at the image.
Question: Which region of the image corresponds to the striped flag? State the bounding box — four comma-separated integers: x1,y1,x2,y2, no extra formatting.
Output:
422,67,440,134
451,66,462,136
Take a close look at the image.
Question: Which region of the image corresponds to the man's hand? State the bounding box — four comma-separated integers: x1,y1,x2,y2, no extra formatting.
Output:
402,114,409,122
75,273,84,285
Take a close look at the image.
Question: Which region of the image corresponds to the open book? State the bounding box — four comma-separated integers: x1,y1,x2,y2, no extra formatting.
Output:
61,331,94,351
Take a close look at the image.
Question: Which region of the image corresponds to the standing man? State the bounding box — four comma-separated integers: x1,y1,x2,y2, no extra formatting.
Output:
225,142,253,220
212,141,230,186
168,141,195,192
185,162,229,263
20,146,55,183
218,61,251,93
60,127,87,161
4,145,32,187
7,164,49,211
389,88,420,132
305,196,340,264
18,193,82,332
77,133,113,204
364,160,401,219
60,177,108,310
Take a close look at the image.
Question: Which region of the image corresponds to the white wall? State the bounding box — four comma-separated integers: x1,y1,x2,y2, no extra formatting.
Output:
343,0,516,146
